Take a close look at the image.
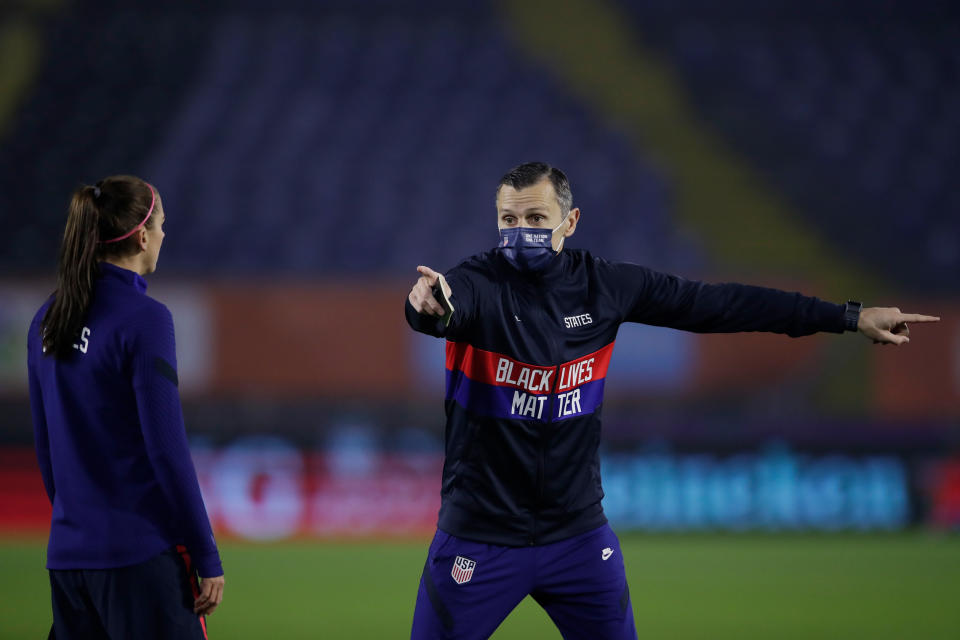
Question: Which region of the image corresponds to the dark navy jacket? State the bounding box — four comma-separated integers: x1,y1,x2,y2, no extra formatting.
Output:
28,263,222,577
406,249,847,546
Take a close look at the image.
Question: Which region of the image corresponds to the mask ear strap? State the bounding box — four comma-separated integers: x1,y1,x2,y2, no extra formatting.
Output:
554,213,570,251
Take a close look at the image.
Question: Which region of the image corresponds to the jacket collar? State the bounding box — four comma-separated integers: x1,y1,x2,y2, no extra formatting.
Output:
98,262,148,294
494,248,569,283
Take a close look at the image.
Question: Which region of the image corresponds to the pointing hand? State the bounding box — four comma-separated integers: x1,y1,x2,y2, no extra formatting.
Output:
408,266,451,317
858,307,940,345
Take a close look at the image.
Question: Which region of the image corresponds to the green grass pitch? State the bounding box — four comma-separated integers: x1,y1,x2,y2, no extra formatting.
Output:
1,534,957,639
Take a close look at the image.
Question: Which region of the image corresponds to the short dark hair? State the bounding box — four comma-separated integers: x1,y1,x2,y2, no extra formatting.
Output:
496,162,573,215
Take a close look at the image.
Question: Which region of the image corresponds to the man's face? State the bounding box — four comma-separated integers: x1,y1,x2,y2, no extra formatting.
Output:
496,178,579,252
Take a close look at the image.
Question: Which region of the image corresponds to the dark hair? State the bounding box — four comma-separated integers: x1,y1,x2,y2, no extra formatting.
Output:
496,162,573,215
42,175,157,358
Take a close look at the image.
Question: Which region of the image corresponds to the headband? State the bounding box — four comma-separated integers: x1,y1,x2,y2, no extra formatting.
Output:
101,183,155,244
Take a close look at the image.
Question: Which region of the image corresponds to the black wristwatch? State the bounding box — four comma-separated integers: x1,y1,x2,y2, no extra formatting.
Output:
843,300,862,332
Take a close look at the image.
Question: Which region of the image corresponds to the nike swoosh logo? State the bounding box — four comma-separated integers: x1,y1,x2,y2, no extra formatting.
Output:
601,548,613,561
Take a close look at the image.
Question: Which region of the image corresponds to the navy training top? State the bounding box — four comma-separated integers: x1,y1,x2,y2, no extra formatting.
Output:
27,262,222,577
406,249,849,546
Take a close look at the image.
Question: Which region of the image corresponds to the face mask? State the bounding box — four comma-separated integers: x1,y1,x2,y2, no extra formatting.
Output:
498,219,566,273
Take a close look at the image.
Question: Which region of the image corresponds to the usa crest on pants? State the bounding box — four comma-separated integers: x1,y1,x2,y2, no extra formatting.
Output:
451,556,476,584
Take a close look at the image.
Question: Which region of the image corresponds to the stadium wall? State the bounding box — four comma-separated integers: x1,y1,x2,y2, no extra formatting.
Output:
3,442,958,537
1,281,956,538
3,281,955,410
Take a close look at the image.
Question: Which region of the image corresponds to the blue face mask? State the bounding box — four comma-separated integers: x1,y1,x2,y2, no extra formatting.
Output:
498,220,566,273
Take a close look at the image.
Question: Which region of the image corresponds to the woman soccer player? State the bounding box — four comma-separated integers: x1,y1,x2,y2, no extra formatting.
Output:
27,175,224,639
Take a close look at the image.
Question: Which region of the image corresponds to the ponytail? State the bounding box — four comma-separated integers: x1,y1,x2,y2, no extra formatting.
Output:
42,175,157,358
42,185,102,358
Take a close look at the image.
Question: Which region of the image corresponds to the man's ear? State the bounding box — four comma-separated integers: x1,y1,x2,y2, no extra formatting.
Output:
564,208,581,237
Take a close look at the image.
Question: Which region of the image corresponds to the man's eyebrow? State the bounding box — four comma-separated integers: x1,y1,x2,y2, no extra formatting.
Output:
500,206,549,216
503,207,547,213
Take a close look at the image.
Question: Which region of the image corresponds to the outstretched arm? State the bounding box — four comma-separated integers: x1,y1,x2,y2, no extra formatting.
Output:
612,263,847,337
857,307,940,345
610,262,940,342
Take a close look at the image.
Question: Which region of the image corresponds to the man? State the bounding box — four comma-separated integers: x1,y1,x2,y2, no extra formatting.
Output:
405,162,938,639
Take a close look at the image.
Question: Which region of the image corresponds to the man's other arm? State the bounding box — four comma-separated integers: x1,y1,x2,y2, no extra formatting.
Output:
609,263,938,342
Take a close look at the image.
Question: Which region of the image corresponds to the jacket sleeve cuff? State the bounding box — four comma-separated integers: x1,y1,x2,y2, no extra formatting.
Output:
193,548,224,578
405,299,447,337
822,301,848,334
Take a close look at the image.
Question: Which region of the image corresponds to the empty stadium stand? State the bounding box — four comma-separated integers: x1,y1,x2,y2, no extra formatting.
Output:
617,0,959,293
0,0,696,277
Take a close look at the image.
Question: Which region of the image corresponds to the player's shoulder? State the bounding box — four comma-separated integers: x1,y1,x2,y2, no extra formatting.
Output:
128,294,173,325
578,250,655,273
563,250,661,291
111,290,174,336
108,296,175,357
28,296,54,341
563,249,634,274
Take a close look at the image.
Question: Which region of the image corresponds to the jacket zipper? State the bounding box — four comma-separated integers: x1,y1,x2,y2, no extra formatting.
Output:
532,291,561,545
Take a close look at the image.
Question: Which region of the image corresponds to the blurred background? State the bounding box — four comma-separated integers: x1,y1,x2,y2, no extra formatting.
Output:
0,0,958,637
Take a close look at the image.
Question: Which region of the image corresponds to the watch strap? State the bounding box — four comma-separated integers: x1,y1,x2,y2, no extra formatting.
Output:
843,300,862,332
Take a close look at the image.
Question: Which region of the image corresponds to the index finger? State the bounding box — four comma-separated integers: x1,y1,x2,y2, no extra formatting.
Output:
416,265,441,282
896,313,940,323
